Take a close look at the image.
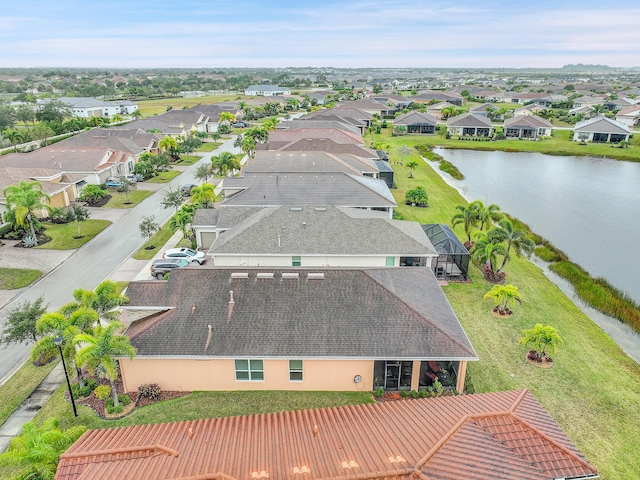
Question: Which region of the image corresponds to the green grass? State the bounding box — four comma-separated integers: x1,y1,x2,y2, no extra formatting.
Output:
378,131,640,479
198,142,222,152
146,170,181,183
0,360,59,428
104,190,152,208
0,268,42,289
36,220,112,250
380,128,640,162
132,221,174,260
137,95,240,116
177,155,202,165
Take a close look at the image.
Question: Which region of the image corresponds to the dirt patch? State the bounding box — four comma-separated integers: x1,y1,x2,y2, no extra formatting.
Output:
524,354,555,369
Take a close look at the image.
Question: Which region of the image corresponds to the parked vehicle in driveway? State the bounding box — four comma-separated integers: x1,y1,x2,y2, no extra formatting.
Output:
150,258,189,279
231,121,249,128
124,174,141,183
162,247,206,264
104,177,123,188
181,184,196,196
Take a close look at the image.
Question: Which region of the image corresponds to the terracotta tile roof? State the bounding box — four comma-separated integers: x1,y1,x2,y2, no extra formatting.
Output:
55,389,597,480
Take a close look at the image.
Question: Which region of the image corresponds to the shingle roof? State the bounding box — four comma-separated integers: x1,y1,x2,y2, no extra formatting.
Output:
220,173,396,208
123,267,475,359
209,206,436,256
304,108,373,121
192,207,263,228
274,139,378,157
0,146,129,173
265,128,365,150
446,113,493,128
574,116,631,134
0,167,76,199
276,119,362,135
54,128,160,155
243,151,378,176
504,115,552,129
394,111,437,126
55,389,597,480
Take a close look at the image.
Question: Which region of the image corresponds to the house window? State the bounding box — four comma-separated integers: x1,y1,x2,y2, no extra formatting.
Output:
289,360,303,381
385,256,395,266
235,359,264,381
292,256,301,266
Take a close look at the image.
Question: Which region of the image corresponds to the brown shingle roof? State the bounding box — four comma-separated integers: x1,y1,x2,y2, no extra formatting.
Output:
55,389,597,480
265,128,365,149
243,151,378,176
0,147,129,173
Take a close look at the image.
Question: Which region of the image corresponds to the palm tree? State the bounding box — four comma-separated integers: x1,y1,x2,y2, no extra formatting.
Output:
484,284,522,316
3,180,50,243
492,218,535,274
471,230,507,275
31,306,99,387
170,208,194,238
539,109,555,121
131,109,143,119
72,280,129,323
404,186,428,206
212,151,240,176
111,113,124,123
241,135,256,158
2,128,23,152
74,321,136,407
451,203,480,244
158,136,178,154
0,417,86,480
406,160,418,178
475,201,502,230
190,183,216,208
218,111,236,125
590,104,605,116
519,324,563,361
245,125,269,145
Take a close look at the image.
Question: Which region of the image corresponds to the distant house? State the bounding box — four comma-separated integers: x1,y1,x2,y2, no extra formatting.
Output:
117,267,477,394
513,104,545,116
572,96,603,108
55,128,162,159
469,103,496,118
244,84,291,96
338,98,397,116
393,111,437,134
603,97,636,111
446,113,493,137
410,90,463,106
56,389,598,480
615,106,640,127
504,115,553,139
127,110,210,135
426,101,456,120
44,97,138,118
573,116,631,143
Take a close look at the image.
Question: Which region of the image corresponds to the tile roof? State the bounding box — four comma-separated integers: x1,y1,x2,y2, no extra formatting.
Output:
209,206,437,256
123,267,476,359
446,113,493,128
55,389,597,480
243,151,378,176
220,173,396,208
0,166,76,199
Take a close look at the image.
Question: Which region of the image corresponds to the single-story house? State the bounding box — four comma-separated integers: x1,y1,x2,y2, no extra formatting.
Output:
54,128,162,159
410,90,463,106
572,96,604,108
42,97,139,118
55,388,599,480
244,84,291,96
468,103,496,117
615,106,640,127
513,104,545,116
260,127,365,151
201,206,437,267
603,97,636,111
393,111,437,134
503,115,553,139
119,267,477,394
276,119,362,136
426,101,456,120
446,113,493,137
243,150,380,177
337,98,397,116
573,116,631,143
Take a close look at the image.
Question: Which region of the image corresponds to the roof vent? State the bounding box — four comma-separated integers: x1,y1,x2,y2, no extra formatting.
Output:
282,272,299,279
257,272,274,279
308,272,324,280
290,207,303,211
314,207,327,211
231,273,249,279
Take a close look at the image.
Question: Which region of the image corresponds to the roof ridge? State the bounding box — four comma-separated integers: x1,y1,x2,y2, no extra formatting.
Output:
60,443,179,461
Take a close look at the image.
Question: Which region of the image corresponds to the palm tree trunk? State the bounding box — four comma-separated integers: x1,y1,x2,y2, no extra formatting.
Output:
76,366,85,388
110,379,119,407
27,213,37,243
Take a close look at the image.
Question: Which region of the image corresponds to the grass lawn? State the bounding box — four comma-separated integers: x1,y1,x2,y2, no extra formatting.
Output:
132,221,174,260
137,95,240,116
36,220,112,250
198,142,222,152
0,268,42,289
146,170,182,183
104,190,152,208
381,132,640,479
0,360,59,428
177,155,202,166
379,128,640,162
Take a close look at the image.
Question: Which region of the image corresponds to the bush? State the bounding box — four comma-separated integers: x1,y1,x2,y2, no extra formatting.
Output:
400,390,408,398
106,394,131,408
77,379,97,398
138,383,162,400
70,383,80,400
94,385,111,400
106,404,123,414
419,389,429,398
410,390,419,399
374,387,384,398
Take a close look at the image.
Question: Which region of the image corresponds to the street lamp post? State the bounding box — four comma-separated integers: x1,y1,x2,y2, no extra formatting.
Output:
54,336,78,417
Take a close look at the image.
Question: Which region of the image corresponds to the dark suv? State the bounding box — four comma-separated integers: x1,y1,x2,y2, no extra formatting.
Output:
150,258,189,279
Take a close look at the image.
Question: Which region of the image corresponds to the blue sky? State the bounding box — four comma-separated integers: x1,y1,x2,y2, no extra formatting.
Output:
1,0,639,68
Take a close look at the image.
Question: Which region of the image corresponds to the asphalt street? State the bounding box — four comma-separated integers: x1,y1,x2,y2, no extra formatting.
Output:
0,138,240,383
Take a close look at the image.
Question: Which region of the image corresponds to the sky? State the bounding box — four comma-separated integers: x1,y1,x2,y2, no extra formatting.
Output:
1,0,640,69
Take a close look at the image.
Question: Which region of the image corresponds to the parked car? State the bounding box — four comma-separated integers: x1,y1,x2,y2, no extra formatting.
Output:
181,183,197,196
231,121,249,128
104,177,123,188
150,258,189,279
124,174,141,183
162,247,206,265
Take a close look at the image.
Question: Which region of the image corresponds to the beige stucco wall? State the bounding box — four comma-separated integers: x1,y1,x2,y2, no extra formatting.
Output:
120,358,375,393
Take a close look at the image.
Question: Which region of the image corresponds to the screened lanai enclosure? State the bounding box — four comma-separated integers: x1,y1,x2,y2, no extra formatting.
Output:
422,224,469,281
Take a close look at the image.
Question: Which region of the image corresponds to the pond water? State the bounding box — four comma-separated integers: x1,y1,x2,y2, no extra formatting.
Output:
428,148,640,363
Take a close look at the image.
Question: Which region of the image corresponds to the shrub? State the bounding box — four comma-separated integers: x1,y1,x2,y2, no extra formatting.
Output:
400,390,408,398
94,385,111,400
70,383,80,400
138,383,162,400
106,404,123,414
374,387,384,398
419,389,429,398
106,394,131,408
410,390,419,399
